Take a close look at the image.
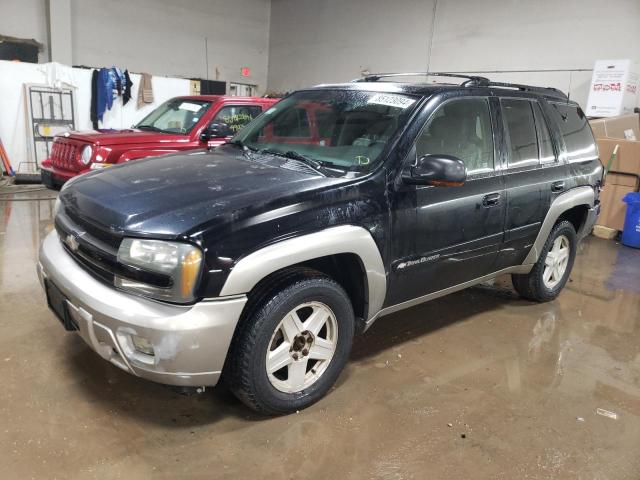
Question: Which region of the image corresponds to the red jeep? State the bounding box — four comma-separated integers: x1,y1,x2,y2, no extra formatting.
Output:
41,95,278,188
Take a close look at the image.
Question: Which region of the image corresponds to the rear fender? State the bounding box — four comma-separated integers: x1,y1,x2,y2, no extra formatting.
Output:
522,186,595,266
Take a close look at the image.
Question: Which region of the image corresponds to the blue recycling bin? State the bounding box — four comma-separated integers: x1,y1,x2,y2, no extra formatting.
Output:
622,192,640,248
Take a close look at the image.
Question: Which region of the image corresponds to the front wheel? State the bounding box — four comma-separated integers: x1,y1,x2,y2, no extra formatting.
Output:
512,220,577,302
227,270,354,415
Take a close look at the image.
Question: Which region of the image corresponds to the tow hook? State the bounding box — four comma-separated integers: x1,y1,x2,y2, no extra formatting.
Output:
167,386,206,396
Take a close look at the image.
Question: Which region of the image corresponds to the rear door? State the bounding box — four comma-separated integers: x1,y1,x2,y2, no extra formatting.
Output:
494,97,566,269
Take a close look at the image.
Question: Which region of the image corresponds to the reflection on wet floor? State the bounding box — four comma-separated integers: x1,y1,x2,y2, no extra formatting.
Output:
1,187,639,479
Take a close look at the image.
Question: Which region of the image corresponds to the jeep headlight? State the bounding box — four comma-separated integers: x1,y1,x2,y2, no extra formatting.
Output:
116,238,203,303
80,145,93,165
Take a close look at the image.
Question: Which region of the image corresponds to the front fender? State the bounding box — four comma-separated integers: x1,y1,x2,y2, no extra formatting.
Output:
218,225,387,321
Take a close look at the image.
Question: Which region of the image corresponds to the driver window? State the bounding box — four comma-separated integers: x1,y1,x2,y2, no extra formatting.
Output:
211,105,262,135
416,98,494,174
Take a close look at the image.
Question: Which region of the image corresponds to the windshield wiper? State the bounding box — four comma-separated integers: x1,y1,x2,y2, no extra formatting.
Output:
225,139,257,151
136,125,170,133
260,149,327,175
224,139,256,157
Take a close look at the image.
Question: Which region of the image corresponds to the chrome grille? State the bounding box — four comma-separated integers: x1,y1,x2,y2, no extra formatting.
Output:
55,211,120,284
50,139,81,171
54,209,172,290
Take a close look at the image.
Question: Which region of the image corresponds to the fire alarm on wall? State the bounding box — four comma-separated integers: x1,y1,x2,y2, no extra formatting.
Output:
241,67,250,77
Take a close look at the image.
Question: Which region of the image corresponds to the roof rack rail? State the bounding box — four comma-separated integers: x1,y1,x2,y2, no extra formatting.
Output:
352,72,490,86
352,72,568,99
485,81,568,99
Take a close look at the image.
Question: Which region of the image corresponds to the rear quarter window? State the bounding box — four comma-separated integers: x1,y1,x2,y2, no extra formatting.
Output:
548,103,597,163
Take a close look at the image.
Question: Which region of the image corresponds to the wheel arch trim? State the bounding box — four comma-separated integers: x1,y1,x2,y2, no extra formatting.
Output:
219,225,387,321
523,186,595,265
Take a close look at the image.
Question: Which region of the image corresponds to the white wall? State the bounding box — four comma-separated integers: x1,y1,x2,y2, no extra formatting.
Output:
69,0,270,90
267,0,433,92
1,0,270,91
267,0,640,106
0,60,190,173
0,0,49,61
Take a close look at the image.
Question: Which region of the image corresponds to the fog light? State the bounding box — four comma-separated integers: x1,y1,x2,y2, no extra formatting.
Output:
131,335,154,356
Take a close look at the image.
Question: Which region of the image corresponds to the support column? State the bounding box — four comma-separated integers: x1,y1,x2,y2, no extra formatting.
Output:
47,0,73,65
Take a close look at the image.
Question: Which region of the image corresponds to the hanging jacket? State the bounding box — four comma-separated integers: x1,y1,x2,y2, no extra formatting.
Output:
123,70,132,105
90,69,99,129
112,67,125,95
137,73,154,108
96,68,111,122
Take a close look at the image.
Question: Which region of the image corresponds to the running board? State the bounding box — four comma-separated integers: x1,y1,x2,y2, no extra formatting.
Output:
364,264,532,330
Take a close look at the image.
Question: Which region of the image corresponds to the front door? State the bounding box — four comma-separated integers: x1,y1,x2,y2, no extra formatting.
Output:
206,104,264,147
388,96,505,306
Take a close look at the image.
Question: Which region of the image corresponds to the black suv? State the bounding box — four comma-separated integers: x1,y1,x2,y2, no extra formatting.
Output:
39,73,602,414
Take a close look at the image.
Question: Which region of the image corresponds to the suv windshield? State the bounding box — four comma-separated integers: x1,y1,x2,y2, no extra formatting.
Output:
234,90,419,171
135,99,212,134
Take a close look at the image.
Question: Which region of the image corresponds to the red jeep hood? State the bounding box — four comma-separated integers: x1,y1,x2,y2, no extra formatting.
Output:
64,129,188,146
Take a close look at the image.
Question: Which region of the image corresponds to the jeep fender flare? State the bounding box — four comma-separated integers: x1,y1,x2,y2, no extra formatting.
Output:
218,225,387,321
522,185,595,266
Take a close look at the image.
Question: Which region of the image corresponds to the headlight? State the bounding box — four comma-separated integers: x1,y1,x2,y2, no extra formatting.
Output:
80,145,93,165
53,197,62,217
116,238,203,303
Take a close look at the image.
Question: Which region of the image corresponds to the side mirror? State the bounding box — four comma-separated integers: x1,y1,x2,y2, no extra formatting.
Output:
200,123,231,142
403,154,466,186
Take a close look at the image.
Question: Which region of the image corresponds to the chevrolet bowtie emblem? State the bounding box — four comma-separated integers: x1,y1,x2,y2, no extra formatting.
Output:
65,234,79,252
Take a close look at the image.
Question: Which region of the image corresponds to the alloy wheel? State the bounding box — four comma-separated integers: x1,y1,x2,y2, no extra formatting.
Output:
266,301,338,393
543,234,570,289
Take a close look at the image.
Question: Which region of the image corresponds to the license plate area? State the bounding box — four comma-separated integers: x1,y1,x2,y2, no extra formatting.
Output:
40,169,55,188
45,280,78,331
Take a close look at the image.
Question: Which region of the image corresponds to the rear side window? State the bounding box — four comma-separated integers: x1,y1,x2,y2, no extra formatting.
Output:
548,103,597,163
532,103,555,163
501,99,538,168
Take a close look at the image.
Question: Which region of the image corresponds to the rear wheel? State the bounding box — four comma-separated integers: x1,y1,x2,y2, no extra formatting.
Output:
512,220,577,302
227,270,354,415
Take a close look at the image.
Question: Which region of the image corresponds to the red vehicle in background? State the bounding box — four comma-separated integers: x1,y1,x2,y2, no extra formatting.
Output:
41,95,279,188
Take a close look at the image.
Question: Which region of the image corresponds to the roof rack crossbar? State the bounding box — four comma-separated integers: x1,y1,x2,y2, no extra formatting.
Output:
352,72,568,99
352,72,490,86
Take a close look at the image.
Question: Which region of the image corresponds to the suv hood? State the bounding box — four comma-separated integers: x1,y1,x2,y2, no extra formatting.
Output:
60,148,351,238
63,129,188,146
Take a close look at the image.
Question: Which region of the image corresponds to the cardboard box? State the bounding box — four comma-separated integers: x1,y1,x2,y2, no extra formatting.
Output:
589,114,640,140
586,59,639,117
596,138,640,174
598,174,639,231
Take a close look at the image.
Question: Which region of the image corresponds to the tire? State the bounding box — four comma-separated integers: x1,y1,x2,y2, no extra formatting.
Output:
511,220,577,302
227,269,355,415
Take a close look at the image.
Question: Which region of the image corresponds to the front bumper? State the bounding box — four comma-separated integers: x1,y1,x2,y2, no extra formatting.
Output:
40,164,88,188
38,230,247,387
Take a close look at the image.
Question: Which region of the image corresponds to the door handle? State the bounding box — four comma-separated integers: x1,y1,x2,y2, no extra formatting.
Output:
482,192,501,207
551,181,565,193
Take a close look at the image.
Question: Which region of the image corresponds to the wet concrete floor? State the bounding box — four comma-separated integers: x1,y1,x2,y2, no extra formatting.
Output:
1,186,640,479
